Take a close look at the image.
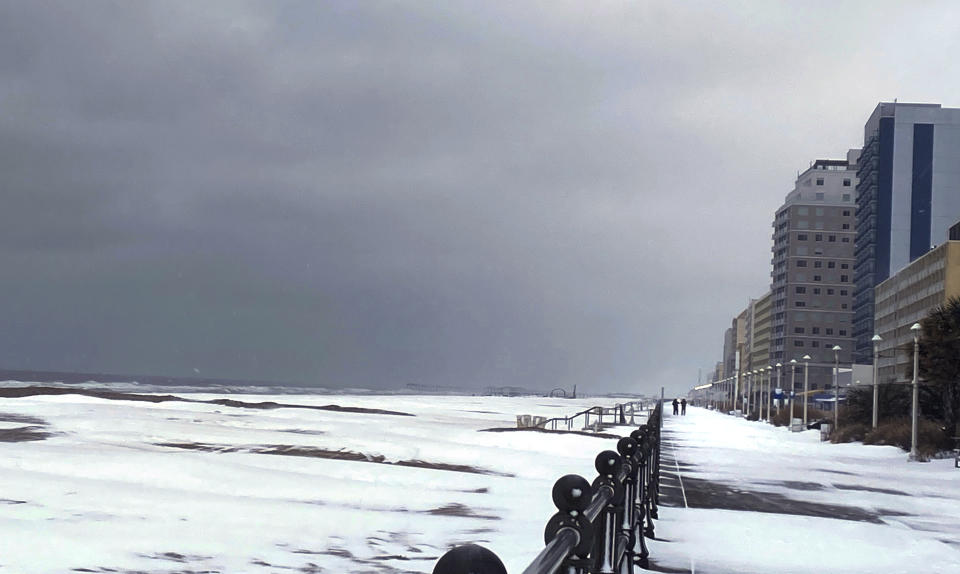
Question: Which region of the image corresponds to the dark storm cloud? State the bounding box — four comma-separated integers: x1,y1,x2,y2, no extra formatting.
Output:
2,1,959,393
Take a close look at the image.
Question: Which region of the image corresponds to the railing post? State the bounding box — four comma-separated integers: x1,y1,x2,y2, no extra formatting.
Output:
616,437,638,574
629,429,650,569
590,451,622,574
636,426,656,540
649,408,661,520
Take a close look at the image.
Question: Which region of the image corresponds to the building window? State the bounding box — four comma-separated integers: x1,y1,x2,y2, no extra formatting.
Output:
828,235,836,242
840,274,849,282
797,273,807,281
842,223,850,230
815,208,825,216
813,288,821,295
841,263,848,269
798,207,809,215
826,328,833,335
839,329,847,336
842,210,851,216
827,261,835,269
795,327,805,334
814,261,822,268
815,222,825,230
795,301,806,307
816,178,824,186
796,286,807,294
842,194,851,201
843,179,851,187
841,303,848,309
812,327,820,334
794,340,805,347
797,220,809,229
811,341,820,348
827,288,834,295
797,260,807,267
798,233,808,240
815,192,825,200
813,275,822,281
840,289,848,296
815,234,823,241
841,237,850,243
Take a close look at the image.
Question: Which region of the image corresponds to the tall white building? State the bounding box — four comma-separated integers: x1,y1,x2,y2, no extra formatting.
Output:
771,152,859,391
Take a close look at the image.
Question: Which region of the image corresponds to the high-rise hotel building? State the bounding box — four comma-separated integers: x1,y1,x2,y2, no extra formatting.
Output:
853,103,960,363
771,152,859,391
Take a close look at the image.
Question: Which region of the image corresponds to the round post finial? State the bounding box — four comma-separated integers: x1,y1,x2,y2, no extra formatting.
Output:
433,544,507,574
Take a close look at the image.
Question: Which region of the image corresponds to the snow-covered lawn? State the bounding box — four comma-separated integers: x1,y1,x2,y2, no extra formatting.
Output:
0,388,645,573
651,407,960,574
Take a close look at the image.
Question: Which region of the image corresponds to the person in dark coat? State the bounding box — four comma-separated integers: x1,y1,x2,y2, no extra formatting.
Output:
681,398,687,415
672,398,679,415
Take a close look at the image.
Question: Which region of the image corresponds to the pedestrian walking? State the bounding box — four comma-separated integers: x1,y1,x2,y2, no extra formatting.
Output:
672,398,679,415
681,398,687,415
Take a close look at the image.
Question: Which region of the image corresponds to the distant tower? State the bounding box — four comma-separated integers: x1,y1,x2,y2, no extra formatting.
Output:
770,151,859,390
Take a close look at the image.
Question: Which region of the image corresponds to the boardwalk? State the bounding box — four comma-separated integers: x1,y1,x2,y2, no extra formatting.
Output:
647,408,960,574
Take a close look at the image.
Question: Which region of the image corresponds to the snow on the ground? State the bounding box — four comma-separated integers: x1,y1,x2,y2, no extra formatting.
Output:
0,388,645,573
6,390,956,574
651,407,960,574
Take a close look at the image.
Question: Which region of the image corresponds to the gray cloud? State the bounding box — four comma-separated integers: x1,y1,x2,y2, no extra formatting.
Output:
1,1,959,394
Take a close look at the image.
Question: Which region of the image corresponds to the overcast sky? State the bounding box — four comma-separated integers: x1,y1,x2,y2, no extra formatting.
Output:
2,1,959,394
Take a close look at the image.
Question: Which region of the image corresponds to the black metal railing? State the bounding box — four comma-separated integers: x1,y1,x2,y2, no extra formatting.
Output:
434,403,662,574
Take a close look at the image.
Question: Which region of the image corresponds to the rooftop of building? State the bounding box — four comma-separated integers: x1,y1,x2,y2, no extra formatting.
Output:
875,102,943,117
811,159,849,168
864,102,960,138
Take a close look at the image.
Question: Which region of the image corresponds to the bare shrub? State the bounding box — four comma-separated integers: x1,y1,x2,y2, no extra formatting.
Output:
863,417,952,457
831,423,869,443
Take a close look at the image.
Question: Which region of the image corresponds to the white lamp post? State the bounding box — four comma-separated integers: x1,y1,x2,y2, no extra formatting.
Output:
871,334,882,429
789,359,797,428
802,354,811,427
757,369,763,421
775,362,782,417
753,369,760,419
910,322,922,461
725,377,730,411
832,345,842,433
765,366,772,421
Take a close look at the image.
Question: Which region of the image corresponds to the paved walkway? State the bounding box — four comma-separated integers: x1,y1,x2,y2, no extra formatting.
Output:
643,407,960,574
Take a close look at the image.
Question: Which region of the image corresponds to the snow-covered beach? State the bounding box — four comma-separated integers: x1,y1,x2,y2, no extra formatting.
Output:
0,386,640,573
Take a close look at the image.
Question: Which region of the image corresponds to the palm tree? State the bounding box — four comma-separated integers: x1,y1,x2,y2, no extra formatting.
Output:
915,297,960,436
